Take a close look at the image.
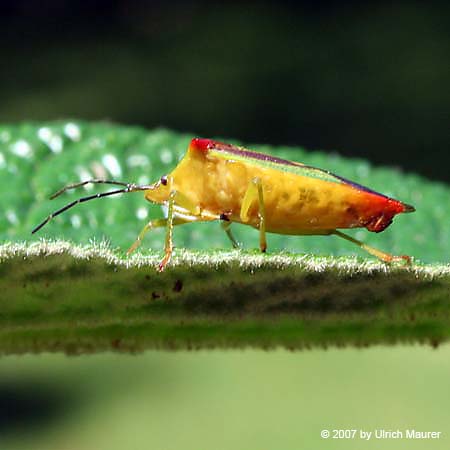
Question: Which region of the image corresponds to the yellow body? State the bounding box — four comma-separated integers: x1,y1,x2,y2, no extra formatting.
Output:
145,141,394,235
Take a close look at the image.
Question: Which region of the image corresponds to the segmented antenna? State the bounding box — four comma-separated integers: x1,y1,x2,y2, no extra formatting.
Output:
32,179,153,234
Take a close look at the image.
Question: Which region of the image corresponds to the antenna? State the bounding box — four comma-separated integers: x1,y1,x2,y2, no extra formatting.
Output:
32,179,154,234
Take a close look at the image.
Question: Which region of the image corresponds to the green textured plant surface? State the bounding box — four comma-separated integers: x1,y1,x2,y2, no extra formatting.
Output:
0,241,449,354
1,120,448,262
0,121,449,354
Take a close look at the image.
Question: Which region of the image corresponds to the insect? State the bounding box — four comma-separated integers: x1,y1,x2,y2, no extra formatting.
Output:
32,138,415,271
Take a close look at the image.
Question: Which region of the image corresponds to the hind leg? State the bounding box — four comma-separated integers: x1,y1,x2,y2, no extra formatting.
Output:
332,230,411,264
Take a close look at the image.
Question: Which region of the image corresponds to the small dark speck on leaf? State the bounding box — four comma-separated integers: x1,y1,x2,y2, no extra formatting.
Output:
173,279,183,293
151,292,161,299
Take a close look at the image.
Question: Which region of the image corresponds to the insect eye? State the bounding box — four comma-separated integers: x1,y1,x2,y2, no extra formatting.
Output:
160,175,168,186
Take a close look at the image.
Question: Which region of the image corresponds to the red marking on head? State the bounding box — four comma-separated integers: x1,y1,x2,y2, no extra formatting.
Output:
190,138,215,153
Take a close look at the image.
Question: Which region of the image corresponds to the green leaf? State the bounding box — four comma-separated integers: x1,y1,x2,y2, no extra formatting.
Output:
0,241,449,354
1,121,449,354
0,120,448,262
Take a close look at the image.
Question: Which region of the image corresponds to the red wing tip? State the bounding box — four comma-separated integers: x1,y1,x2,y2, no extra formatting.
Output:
388,198,415,214
402,203,415,213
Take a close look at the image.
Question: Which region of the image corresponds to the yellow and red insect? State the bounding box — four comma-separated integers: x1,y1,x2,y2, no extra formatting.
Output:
32,138,415,271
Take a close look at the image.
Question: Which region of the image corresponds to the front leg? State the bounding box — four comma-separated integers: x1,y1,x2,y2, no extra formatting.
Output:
158,190,177,271
239,177,267,252
129,185,206,271
158,190,216,271
127,216,192,255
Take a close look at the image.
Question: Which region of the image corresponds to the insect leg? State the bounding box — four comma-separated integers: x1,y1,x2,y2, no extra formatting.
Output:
161,176,201,216
220,219,240,249
240,177,267,252
172,191,201,215
127,217,193,255
332,230,411,264
156,189,214,271
158,190,177,272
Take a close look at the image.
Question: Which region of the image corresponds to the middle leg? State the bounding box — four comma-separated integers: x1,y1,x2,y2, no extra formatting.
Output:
240,177,267,252
220,215,240,249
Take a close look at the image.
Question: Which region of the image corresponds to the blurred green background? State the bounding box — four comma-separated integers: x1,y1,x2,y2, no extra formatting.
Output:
1,1,449,448
1,348,450,450
1,1,449,182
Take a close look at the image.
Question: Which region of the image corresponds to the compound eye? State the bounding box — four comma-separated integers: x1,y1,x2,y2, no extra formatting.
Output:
160,175,168,186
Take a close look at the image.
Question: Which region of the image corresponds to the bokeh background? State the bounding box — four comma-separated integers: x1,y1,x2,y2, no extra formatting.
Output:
1,1,449,449
1,0,449,182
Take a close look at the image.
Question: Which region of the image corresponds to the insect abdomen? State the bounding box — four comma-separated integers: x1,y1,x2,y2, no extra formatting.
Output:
178,139,413,235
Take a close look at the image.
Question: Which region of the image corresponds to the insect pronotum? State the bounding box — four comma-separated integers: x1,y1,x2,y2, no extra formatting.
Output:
32,138,415,271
